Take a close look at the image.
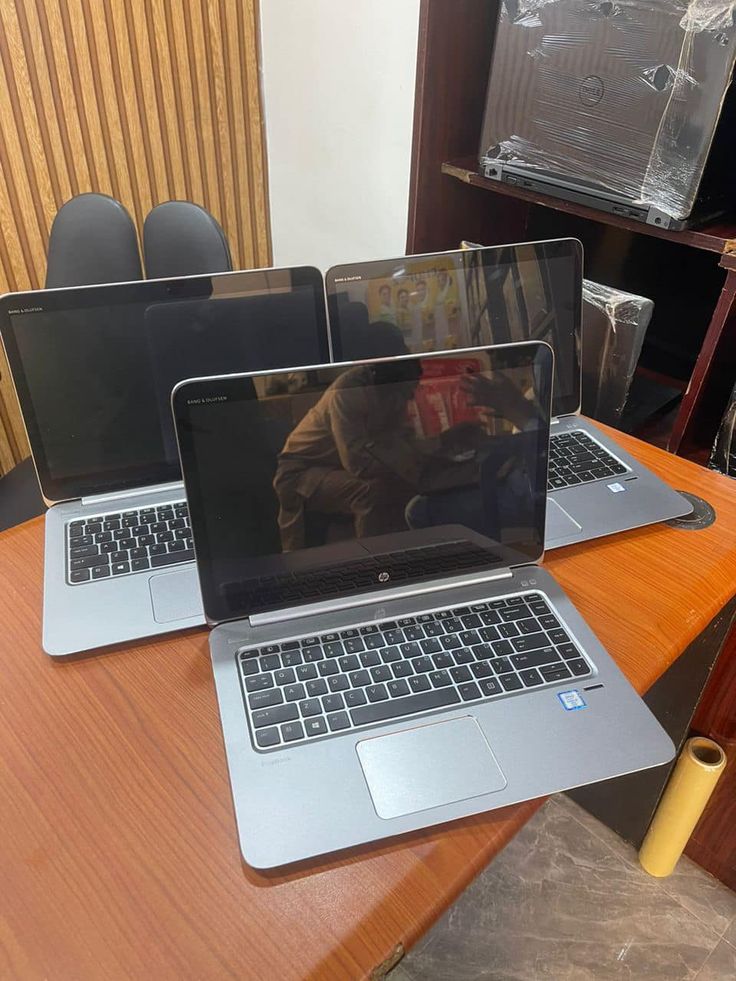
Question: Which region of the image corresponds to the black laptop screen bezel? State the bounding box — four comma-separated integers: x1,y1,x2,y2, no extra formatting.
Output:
172,341,553,626
0,267,330,503
325,238,582,419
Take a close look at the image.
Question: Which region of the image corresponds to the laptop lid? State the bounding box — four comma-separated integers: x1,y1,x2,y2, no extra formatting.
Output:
172,340,553,626
325,239,581,419
0,267,330,504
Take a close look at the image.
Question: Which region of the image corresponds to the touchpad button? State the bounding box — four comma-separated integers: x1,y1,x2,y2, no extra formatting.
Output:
149,568,204,623
356,716,506,820
546,497,582,543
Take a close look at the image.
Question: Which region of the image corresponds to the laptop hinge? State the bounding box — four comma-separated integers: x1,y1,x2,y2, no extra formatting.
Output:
248,568,515,628
81,481,184,507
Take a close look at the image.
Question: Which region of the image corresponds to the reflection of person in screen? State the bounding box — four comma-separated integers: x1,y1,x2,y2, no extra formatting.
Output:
411,279,435,346
274,325,425,550
395,287,412,336
376,284,396,325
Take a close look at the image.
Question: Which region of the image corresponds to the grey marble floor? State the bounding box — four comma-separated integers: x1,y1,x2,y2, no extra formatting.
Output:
390,796,736,981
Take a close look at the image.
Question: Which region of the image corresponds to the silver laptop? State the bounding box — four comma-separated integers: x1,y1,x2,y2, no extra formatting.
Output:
0,267,329,655
172,341,673,869
325,240,691,550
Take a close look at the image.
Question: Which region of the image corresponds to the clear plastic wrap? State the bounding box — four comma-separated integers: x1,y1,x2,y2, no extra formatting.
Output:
709,380,736,476
479,0,736,221
581,279,653,425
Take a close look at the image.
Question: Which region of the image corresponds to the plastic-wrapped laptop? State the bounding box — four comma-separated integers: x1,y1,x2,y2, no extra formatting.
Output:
478,0,736,229
172,341,673,869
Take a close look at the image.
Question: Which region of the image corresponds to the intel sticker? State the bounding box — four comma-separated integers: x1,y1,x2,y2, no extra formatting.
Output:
558,690,586,711
607,482,626,493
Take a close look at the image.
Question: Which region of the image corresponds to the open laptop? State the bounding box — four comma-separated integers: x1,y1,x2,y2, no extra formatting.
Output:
325,240,691,549
172,341,674,869
0,267,329,656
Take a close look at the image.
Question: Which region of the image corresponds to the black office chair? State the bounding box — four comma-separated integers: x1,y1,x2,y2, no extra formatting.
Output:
45,192,142,288
0,193,144,530
142,201,233,279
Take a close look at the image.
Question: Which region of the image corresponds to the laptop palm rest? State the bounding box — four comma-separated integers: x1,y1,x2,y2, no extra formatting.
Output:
546,497,582,545
356,717,506,820
149,568,204,623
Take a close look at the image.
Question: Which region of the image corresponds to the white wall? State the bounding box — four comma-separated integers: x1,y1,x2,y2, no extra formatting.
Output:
259,0,421,272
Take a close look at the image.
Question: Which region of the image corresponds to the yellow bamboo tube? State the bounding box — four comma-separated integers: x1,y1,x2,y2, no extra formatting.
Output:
639,736,727,877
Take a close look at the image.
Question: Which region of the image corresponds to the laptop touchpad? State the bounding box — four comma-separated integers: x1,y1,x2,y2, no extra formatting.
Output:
546,497,582,544
356,717,506,820
149,568,204,623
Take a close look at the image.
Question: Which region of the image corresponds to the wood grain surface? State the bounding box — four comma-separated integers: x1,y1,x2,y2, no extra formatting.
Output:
0,0,271,472
1,431,735,980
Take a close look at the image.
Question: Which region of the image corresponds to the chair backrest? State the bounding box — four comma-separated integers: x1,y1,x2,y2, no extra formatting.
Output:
581,280,653,427
45,193,143,288
143,201,233,279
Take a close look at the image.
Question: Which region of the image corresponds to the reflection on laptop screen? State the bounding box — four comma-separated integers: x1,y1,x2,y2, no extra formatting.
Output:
2,267,329,500
326,240,581,418
174,341,553,624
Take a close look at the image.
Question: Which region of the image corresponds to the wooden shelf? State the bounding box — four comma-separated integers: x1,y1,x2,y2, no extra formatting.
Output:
442,157,736,256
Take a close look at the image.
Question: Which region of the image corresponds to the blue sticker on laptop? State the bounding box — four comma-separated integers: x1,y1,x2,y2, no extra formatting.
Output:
558,690,586,711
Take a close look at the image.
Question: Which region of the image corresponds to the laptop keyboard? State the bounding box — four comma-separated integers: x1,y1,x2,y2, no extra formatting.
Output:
548,430,628,491
237,591,593,751
66,501,193,584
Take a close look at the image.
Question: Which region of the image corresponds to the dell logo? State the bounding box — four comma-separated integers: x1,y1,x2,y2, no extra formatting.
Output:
378,571,390,583
579,75,604,106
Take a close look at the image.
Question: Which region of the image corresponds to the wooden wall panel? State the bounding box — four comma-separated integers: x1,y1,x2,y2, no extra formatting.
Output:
0,0,271,475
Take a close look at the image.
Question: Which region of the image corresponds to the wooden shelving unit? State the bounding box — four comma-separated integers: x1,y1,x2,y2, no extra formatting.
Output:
406,0,736,462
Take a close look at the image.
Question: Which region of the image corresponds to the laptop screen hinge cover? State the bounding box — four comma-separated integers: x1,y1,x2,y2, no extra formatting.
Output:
248,568,515,629
81,480,184,507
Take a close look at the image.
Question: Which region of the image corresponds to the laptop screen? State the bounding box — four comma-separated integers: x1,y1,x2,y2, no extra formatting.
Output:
173,341,553,625
325,239,581,419
0,267,330,502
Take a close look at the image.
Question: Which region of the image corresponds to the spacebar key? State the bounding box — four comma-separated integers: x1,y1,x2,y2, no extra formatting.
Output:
150,549,195,568
351,688,460,726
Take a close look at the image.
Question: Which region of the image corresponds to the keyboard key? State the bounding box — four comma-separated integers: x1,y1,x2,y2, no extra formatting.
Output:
157,531,174,543
255,727,280,748
150,549,194,567
420,638,442,655
364,634,384,650
481,611,501,625
69,535,93,547
281,722,304,743
322,694,344,713
110,551,128,564
450,665,472,684
400,641,421,658
511,649,559,670
518,618,541,635
359,624,379,635
392,661,413,678
371,665,392,683
432,652,454,669
500,607,530,622
343,638,365,654
305,717,328,737
500,674,523,692
240,659,259,676
380,646,401,663
249,689,283,709
70,569,91,583
454,648,474,664
461,614,482,629
548,628,569,645
324,641,344,658
282,650,303,667
245,674,274,693
540,663,572,682
149,544,167,556
284,683,306,702
111,562,130,575
492,657,513,675
131,558,150,572
130,547,147,560
366,684,388,702
91,565,110,579
408,675,431,693
479,625,500,642
318,660,338,676
327,711,350,732
520,668,543,687
459,630,480,646
403,625,424,641
413,656,434,674
274,668,296,686
539,614,560,630
568,659,590,677
345,689,367,707
511,633,548,653
397,617,416,627
492,640,513,656
360,651,381,668
383,629,404,645
349,669,371,687
169,541,186,552
498,623,519,639
70,555,102,571
479,677,502,696
471,662,493,678
132,526,148,537
429,670,452,688
387,679,410,698
472,644,494,661
252,704,298,728
458,682,481,701
440,635,461,650
70,544,98,558
339,654,360,672
423,622,445,637
328,675,350,692
296,663,318,681
260,654,281,672
299,698,322,717
351,687,460,726
86,522,102,534
558,643,579,660
306,679,328,697
303,646,323,662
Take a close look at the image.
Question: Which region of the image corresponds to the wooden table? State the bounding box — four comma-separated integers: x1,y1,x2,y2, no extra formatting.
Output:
2,430,736,981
